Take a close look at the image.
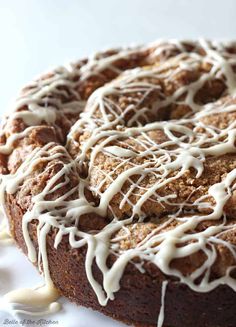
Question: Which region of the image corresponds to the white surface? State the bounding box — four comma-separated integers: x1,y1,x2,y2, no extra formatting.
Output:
0,0,236,113
0,1,236,326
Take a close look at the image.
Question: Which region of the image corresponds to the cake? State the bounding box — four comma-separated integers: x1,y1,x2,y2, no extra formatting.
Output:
0,39,236,327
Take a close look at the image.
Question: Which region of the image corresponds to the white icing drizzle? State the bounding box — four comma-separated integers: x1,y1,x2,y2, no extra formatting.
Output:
0,209,13,244
1,40,236,325
157,281,168,327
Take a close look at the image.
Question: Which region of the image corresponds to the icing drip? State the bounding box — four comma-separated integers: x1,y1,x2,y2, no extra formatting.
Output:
157,281,168,327
0,208,13,244
1,39,236,325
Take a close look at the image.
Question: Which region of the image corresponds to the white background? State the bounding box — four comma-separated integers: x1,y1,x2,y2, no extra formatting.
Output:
0,1,235,326
0,0,236,112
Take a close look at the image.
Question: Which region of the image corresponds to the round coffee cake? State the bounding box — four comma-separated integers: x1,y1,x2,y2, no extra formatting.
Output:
1,40,236,327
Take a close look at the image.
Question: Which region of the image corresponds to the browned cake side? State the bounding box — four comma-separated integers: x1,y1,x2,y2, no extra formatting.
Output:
5,196,236,327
